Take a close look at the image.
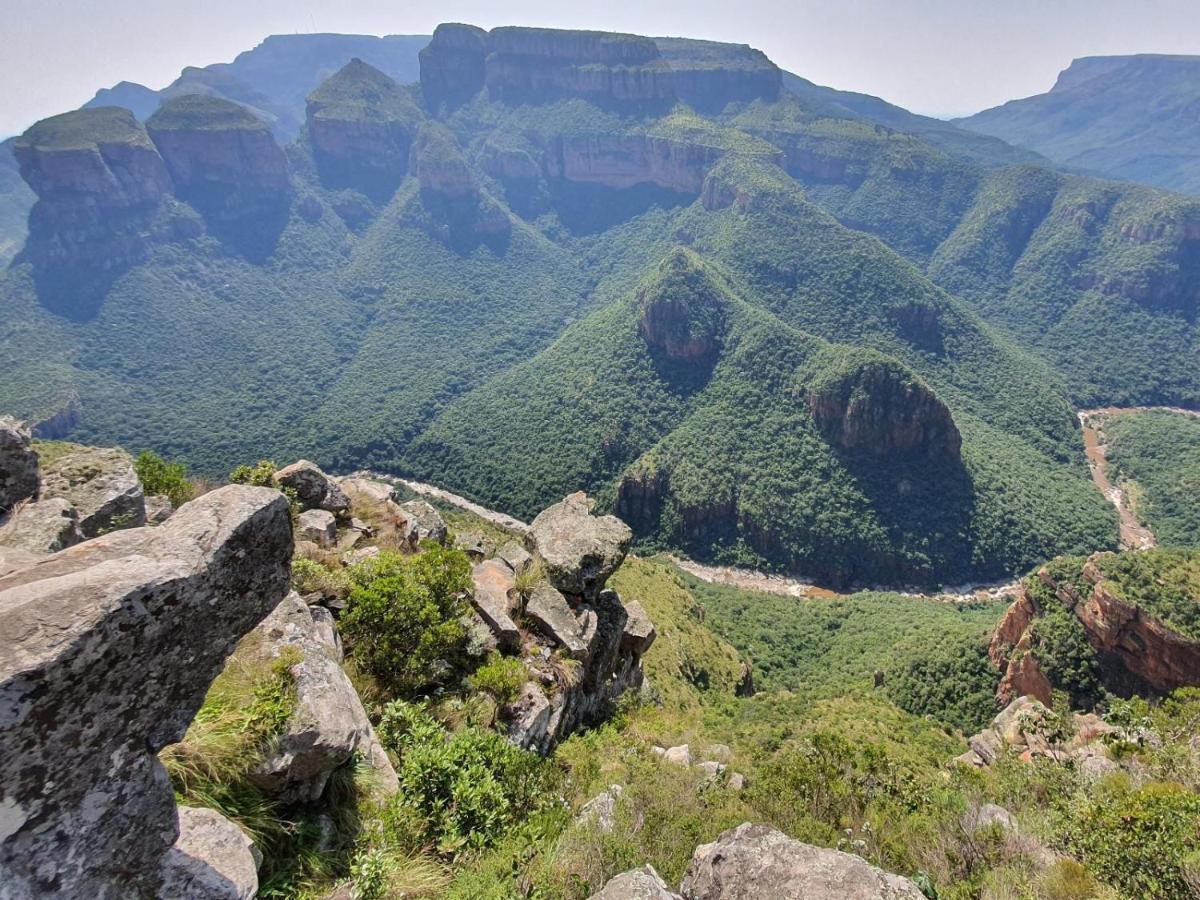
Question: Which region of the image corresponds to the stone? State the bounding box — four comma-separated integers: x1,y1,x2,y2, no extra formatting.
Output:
339,476,394,504
349,517,374,536
342,544,381,566
0,417,39,513
663,744,692,767
273,460,350,514
0,497,85,553
145,493,175,524
526,580,589,659
704,744,732,763
158,806,258,900
526,492,632,599
727,772,746,791
682,822,926,899
697,760,727,779
508,681,552,749
399,499,448,546
471,560,521,652
298,508,337,547
962,803,1018,835
0,485,292,898
621,598,657,657
39,445,146,537
0,547,42,577
578,784,624,833
497,540,533,575
308,604,343,662
590,864,682,899
249,592,398,802
454,530,489,561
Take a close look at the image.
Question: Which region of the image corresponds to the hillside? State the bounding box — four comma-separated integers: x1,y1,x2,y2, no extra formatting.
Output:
15,21,1200,588
957,54,1200,195
1104,409,1200,546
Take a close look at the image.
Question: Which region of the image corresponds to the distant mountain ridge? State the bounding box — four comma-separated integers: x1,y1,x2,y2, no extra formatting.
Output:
957,54,1200,195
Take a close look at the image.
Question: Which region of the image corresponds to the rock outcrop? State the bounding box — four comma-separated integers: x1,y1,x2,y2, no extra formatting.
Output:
654,38,783,111
636,248,728,364
247,592,398,802
418,23,490,109
273,459,350,514
526,492,632,599
0,485,292,898
989,590,1052,706
147,94,291,224
681,823,926,899
306,59,423,197
957,695,1122,772
592,865,681,899
159,806,259,900
38,444,146,537
0,418,39,513
0,497,85,554
410,122,511,240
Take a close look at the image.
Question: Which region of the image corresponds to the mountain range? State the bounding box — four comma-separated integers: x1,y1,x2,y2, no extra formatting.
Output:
3,24,1198,587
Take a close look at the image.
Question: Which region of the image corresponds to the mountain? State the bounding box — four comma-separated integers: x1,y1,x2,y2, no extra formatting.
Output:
9,21,1200,587
957,54,1200,195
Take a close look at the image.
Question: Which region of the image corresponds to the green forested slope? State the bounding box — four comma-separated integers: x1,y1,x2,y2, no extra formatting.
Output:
1105,410,1200,546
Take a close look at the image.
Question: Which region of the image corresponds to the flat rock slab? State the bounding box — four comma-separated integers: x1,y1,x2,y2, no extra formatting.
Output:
471,560,520,651
39,445,146,537
525,580,589,659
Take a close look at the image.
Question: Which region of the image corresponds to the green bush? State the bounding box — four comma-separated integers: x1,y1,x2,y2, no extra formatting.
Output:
134,449,196,507
291,556,350,600
341,547,472,698
468,654,528,707
229,459,279,487
1067,779,1200,898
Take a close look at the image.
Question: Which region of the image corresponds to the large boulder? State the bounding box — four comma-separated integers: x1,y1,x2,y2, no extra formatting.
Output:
273,460,350,514
591,864,682,899
525,580,592,659
298,508,338,547
0,418,39,513
38,444,146,537
526,492,632,599
0,496,85,554
681,823,925,899
0,485,292,898
158,806,259,900
471,559,521,652
249,592,398,802
398,498,448,547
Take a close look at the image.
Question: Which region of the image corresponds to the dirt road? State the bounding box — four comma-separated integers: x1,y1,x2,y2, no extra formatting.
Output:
1077,409,1157,551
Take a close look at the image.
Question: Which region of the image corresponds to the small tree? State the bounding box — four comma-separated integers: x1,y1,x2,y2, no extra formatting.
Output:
134,450,196,507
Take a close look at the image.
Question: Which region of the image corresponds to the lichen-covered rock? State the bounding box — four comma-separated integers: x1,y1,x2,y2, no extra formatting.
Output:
0,485,292,898
526,492,631,600
398,499,448,547
525,580,591,659
145,493,176,525
497,540,533,575
681,822,926,899
621,599,657,657
578,784,624,833
0,417,39,513
507,681,553,748
0,496,85,553
38,445,146,537
273,459,350,514
248,592,398,802
591,864,681,899
158,806,258,900
298,508,337,547
471,559,521,652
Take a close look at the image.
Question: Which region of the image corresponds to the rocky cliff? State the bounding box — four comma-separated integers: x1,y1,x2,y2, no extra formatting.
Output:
0,485,292,898
146,94,291,225
306,58,424,197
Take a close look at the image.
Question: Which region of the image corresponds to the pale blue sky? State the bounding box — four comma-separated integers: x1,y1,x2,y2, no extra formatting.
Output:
3,0,1199,137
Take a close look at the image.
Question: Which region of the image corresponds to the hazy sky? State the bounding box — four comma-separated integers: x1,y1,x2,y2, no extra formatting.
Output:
4,0,1199,137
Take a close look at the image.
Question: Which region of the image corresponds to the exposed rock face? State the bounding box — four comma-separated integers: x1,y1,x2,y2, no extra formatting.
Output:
298,508,337,547
957,695,1122,770
410,122,511,239
273,459,350,514
471,559,521,652
0,485,292,899
248,592,398,802
682,823,925,899
147,94,291,223
0,497,85,554
989,591,1053,706
0,418,39,513
526,580,593,659
419,23,489,109
549,134,723,194
38,445,146,537
637,248,727,363
398,499,448,547
158,806,259,900
805,354,962,460
526,491,632,600
654,38,782,112
591,865,682,899
13,107,176,279
306,59,423,197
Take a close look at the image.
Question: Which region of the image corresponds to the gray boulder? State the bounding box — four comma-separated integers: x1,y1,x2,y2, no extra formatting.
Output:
621,599,657,657
39,445,146,537
497,540,533,575
471,560,521,651
454,531,490,561
338,476,394,505
298,508,337,547
249,592,398,803
507,681,552,749
591,864,682,899
0,417,39,513
399,499,447,546
0,485,292,899
681,823,925,899
578,784,624,833
273,460,350,514
526,492,631,599
525,580,590,659
0,497,84,553
145,494,175,524
158,806,258,900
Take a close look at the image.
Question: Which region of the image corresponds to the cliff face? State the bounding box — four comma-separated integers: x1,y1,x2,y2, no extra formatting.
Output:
411,123,511,241
636,248,728,363
147,94,291,223
418,23,489,109
549,133,725,194
654,38,782,111
803,351,962,460
306,59,424,197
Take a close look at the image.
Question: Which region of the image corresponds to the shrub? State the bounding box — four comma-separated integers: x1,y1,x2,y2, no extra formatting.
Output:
291,556,350,601
134,449,196,507
229,459,278,487
467,654,528,707
341,547,472,698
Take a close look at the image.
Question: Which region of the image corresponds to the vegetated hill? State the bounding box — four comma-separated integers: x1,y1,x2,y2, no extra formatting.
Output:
957,54,1200,195
0,137,33,265
21,22,1200,587
1104,410,1200,546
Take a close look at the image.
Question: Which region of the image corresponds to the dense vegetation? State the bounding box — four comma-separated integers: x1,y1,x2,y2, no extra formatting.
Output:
1105,410,1200,546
